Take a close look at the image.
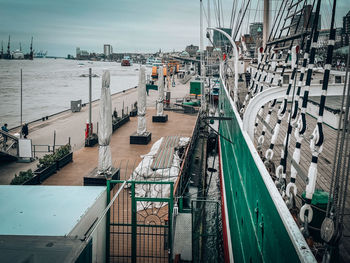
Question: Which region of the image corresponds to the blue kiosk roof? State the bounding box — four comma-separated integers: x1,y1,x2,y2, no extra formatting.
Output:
0,185,105,236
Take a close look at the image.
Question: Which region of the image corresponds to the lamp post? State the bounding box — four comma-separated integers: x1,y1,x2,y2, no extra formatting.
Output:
20,69,23,138
207,27,239,108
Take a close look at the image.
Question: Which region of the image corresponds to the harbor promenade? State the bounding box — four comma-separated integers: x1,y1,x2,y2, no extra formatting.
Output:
0,77,193,185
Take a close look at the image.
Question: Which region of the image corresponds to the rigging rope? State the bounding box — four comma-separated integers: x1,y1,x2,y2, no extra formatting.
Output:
299,0,333,225
286,0,317,202
240,0,286,114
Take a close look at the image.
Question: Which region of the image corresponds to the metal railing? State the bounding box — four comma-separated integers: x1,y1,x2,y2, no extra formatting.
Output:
173,112,200,209
107,179,174,263
0,129,19,158
31,144,66,158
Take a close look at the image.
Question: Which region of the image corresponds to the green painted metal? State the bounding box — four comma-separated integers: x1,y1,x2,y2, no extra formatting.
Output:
110,180,173,185
190,81,202,95
169,183,174,261
108,180,174,262
106,179,111,262
146,84,158,95
218,79,315,262
131,182,137,263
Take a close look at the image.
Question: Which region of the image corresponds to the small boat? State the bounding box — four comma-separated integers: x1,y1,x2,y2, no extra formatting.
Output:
121,56,131,66
12,50,24,59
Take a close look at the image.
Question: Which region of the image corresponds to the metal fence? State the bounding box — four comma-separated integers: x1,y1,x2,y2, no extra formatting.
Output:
107,180,174,263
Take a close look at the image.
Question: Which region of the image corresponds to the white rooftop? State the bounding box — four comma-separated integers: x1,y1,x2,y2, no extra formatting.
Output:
0,185,105,236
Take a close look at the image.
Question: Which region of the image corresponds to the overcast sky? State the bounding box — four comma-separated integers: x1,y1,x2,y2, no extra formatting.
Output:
0,0,348,57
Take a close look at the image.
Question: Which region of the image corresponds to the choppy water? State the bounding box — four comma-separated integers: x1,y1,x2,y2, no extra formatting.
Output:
0,58,140,128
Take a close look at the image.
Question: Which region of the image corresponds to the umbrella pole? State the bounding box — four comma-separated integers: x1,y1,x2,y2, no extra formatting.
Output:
89,68,92,136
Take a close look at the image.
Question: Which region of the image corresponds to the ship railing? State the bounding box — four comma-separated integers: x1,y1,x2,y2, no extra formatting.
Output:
0,129,19,158
173,111,200,212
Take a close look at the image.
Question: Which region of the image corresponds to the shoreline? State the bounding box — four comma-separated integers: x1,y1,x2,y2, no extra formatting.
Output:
9,85,138,131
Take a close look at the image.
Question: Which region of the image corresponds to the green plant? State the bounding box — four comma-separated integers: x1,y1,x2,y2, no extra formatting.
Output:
10,169,34,185
53,144,71,161
37,153,56,169
37,144,71,169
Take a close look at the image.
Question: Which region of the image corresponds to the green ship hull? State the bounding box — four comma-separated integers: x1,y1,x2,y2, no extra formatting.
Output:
217,74,316,262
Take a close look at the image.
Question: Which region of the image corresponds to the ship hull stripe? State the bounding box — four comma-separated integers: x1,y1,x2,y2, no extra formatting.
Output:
218,134,234,262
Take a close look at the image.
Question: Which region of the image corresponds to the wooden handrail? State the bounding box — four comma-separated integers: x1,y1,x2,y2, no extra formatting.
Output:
173,112,200,197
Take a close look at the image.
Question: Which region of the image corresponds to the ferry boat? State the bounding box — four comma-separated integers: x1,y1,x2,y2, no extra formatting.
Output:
146,56,162,67
121,56,131,66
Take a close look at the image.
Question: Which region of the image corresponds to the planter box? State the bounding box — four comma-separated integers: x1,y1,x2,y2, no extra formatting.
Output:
34,163,57,183
23,175,40,185
84,167,120,186
112,115,130,132
85,133,98,147
130,131,152,145
56,152,73,170
129,109,137,117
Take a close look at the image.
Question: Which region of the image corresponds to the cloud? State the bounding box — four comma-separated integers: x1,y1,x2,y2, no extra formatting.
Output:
0,0,347,56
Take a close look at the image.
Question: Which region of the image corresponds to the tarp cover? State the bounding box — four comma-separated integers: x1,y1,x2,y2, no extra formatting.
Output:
157,66,164,116
137,66,147,135
98,71,113,175
130,137,190,211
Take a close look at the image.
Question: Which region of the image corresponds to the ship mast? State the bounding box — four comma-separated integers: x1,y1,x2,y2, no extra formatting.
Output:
7,35,10,56
263,0,270,47
200,0,206,112
30,36,33,60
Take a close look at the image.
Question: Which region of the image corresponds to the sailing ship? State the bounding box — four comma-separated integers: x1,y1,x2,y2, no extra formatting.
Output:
0,36,34,60
204,0,349,262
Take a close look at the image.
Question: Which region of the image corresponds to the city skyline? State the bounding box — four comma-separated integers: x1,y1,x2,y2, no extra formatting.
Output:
0,0,348,57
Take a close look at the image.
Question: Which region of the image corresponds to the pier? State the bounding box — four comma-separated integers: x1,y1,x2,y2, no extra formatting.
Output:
0,77,194,185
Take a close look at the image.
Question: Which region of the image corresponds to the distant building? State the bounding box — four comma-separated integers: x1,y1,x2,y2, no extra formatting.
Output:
206,46,214,53
317,29,341,48
342,11,350,46
344,11,350,34
249,23,263,42
103,44,113,57
291,5,321,35
213,28,232,50
185,44,199,56
249,23,263,57
179,51,190,58
76,47,90,60
76,47,81,57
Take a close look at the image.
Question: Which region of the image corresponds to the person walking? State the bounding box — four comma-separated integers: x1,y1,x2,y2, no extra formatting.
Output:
1,123,9,148
21,123,29,139
245,70,251,88
1,123,8,133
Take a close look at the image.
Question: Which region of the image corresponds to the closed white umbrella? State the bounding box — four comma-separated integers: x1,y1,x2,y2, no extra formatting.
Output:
137,66,147,135
98,70,113,175
157,66,164,116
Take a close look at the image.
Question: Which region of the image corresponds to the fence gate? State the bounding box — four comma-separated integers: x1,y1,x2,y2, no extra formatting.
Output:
108,180,173,263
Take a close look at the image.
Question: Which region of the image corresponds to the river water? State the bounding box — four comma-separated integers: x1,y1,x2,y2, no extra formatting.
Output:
0,58,140,129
